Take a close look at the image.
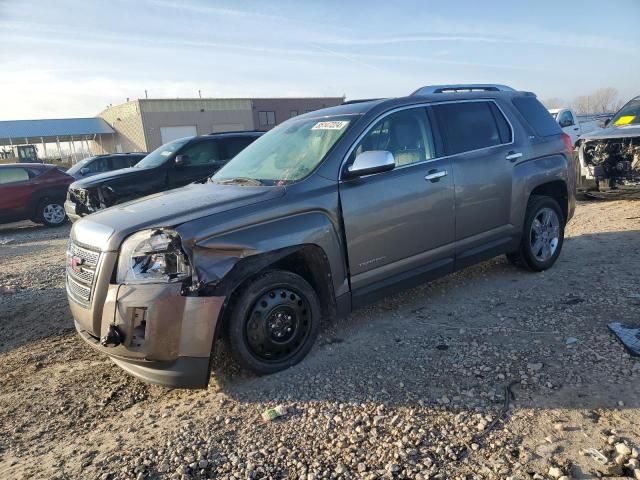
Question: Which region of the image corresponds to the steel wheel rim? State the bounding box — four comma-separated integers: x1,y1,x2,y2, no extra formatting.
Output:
529,207,560,262
245,287,311,363
43,203,65,224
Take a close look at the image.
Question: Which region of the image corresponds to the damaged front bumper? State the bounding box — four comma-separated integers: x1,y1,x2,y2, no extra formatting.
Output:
70,281,225,388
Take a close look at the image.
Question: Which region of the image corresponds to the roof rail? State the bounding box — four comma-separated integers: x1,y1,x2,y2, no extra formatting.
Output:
341,98,383,105
206,130,264,136
411,84,515,95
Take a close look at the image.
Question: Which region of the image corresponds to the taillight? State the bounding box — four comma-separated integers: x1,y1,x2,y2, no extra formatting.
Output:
561,133,574,156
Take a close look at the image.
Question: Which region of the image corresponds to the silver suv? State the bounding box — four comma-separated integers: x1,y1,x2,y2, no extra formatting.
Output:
66,84,576,388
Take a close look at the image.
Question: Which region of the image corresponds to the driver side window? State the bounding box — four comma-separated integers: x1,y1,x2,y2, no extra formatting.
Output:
352,108,435,167
180,140,221,166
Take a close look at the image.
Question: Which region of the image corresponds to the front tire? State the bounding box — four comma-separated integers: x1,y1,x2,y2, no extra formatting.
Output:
506,195,564,271
37,200,67,227
226,270,321,374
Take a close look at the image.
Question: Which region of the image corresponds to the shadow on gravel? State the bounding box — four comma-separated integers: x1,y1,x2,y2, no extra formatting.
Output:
209,230,640,412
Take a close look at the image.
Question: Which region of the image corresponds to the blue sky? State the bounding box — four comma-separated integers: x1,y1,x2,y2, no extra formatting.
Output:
0,0,638,120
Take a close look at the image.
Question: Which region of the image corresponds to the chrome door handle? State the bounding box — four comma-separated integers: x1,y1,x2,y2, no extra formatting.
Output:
425,169,447,182
506,151,523,162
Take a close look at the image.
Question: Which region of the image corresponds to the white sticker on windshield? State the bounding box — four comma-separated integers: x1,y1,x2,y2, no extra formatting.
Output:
311,121,349,130
160,151,172,156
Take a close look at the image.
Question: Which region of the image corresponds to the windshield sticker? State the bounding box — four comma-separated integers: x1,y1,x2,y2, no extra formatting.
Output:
160,151,172,156
614,115,636,126
311,121,349,130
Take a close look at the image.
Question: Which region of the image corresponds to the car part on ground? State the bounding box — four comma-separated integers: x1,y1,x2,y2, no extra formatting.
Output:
67,84,575,388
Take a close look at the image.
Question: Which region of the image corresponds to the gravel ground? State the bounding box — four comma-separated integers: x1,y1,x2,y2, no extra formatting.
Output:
0,200,639,480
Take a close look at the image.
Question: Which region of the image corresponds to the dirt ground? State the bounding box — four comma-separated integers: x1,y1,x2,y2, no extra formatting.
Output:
0,200,639,480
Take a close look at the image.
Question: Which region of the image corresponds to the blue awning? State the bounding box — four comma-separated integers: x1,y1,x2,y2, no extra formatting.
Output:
0,118,114,145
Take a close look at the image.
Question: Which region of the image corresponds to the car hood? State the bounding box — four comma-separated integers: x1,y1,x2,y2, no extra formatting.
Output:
70,166,152,188
581,124,640,141
71,182,285,252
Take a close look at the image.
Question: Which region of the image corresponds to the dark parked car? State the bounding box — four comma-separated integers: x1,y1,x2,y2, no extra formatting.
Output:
67,85,576,388
65,131,262,222
0,163,73,226
66,152,148,180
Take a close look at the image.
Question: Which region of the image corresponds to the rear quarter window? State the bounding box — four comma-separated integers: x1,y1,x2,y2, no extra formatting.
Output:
512,97,562,137
433,101,507,155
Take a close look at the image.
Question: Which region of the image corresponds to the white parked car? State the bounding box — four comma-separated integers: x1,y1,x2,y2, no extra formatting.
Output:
548,108,600,146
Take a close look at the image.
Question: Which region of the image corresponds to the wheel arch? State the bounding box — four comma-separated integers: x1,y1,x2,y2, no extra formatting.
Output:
211,244,336,341
529,180,568,223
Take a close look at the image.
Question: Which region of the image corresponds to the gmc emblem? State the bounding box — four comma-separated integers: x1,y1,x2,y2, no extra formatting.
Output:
70,256,84,273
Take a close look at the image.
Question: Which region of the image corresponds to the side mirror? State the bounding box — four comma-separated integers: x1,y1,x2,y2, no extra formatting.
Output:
79,167,89,176
344,150,395,179
174,154,189,166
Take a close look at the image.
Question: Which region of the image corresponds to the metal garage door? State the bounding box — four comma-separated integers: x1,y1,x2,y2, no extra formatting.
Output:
160,126,197,144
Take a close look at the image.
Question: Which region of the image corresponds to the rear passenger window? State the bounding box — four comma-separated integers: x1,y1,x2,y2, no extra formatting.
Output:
0,167,30,184
433,101,507,155
512,96,562,137
352,107,435,167
111,156,131,169
223,137,254,160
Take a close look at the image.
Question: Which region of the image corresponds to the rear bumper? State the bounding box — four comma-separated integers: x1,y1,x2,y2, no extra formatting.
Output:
71,282,225,388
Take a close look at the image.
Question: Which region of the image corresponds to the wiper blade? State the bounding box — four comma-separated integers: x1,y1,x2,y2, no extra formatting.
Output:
213,177,263,186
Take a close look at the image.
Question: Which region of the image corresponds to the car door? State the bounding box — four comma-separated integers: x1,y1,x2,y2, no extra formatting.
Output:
339,106,456,302
0,167,32,219
558,110,580,145
431,100,519,266
168,139,222,188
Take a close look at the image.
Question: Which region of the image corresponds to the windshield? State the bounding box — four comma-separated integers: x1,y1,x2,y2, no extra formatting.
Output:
610,97,640,126
212,115,356,185
135,138,191,168
66,157,95,175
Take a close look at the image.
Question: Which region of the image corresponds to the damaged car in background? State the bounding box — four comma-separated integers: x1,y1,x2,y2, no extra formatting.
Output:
64,131,262,222
578,95,640,191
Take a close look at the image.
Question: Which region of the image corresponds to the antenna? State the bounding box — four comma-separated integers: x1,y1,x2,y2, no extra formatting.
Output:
144,90,148,99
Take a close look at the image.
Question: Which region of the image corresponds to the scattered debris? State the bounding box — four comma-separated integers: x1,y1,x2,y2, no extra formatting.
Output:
0,237,14,245
608,322,640,357
582,447,608,465
565,337,578,345
261,405,288,422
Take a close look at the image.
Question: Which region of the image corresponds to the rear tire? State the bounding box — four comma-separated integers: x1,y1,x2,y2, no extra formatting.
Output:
506,195,564,272
226,270,321,374
36,200,67,227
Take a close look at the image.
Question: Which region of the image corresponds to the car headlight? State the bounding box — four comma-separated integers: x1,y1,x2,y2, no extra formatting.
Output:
116,229,191,284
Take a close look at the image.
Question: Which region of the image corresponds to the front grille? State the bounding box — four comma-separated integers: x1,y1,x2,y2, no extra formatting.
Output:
66,241,101,306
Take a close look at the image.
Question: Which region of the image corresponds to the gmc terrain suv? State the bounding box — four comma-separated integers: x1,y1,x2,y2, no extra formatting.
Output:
66,84,576,388
64,131,262,222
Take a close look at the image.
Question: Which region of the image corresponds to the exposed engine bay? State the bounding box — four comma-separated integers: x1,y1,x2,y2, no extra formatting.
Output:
581,137,640,189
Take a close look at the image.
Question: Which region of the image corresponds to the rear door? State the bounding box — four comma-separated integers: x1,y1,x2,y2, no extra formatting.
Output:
432,100,520,266
168,139,222,187
339,106,456,301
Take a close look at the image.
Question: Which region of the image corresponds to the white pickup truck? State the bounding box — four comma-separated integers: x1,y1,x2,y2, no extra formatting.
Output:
548,108,600,146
